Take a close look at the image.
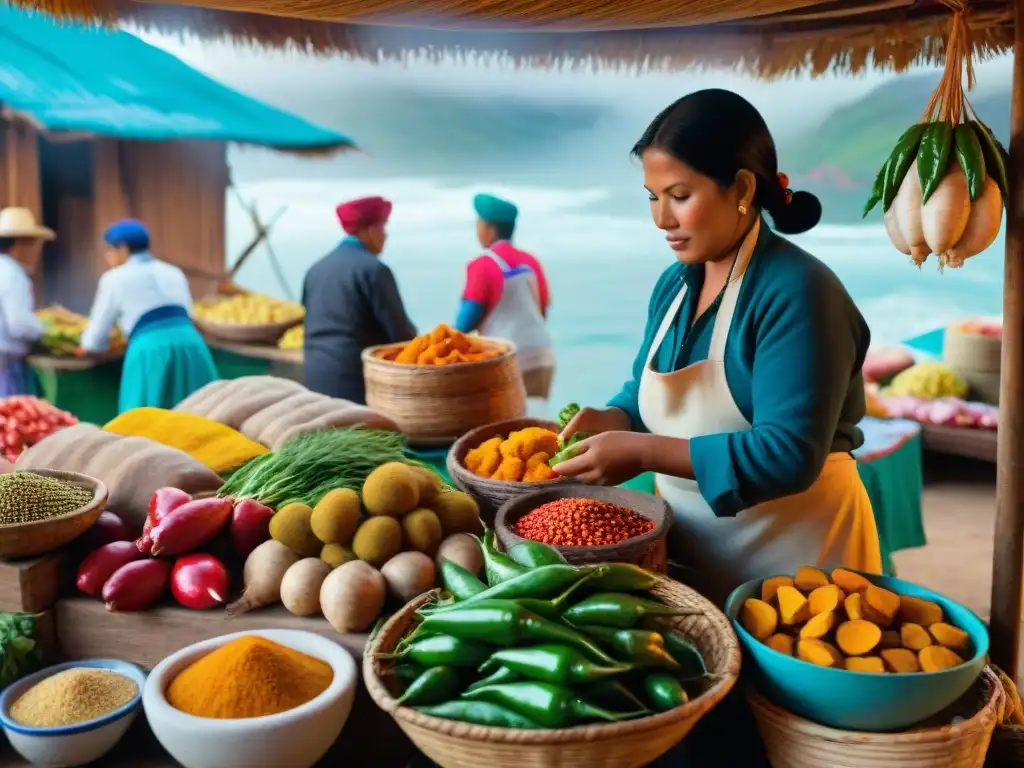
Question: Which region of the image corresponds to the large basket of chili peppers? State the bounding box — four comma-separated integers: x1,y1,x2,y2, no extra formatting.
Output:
363,538,740,768
494,483,670,574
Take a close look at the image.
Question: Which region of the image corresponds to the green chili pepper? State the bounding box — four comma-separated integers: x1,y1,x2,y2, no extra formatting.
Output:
466,664,520,692
585,563,659,593
579,625,681,671
415,700,542,729
658,628,709,679
440,560,487,600
480,644,632,685
917,121,954,203
384,634,494,668
420,563,605,614
557,402,581,430
386,663,425,682
463,682,649,728
563,593,698,629
513,569,598,620
396,666,465,706
972,119,1010,202
883,123,926,212
548,433,587,467
412,599,617,664
578,678,649,711
507,540,566,568
954,122,987,201
479,530,528,586
643,672,689,712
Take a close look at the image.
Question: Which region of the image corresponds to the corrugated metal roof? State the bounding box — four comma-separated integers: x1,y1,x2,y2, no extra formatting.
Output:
0,5,353,151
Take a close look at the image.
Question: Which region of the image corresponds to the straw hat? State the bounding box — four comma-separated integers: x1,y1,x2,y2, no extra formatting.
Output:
0,208,55,241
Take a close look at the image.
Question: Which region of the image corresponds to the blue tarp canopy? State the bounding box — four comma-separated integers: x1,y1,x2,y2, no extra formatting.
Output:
0,5,353,151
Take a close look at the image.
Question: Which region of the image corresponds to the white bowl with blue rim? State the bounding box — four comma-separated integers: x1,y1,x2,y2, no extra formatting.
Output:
142,628,357,768
725,570,989,732
0,658,146,767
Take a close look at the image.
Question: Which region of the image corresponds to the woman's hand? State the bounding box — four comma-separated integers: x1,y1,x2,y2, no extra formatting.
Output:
560,406,631,441
552,431,649,486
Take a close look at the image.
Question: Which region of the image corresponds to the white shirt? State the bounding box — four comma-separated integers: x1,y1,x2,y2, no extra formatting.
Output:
0,253,43,357
80,253,193,352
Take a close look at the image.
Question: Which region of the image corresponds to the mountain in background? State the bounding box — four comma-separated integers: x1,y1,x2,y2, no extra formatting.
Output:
781,73,1010,223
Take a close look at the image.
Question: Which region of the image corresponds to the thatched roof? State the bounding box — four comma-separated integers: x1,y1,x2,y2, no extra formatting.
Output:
9,0,1013,77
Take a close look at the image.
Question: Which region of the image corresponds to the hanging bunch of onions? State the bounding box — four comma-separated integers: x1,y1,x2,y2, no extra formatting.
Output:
863,8,1007,270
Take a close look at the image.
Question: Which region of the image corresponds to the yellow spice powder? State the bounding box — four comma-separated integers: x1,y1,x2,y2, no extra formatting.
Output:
10,668,138,727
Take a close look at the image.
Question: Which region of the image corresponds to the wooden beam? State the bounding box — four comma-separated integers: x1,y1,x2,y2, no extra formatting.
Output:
989,0,1024,679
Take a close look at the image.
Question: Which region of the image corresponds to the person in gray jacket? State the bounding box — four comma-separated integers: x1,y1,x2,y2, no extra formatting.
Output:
302,196,416,403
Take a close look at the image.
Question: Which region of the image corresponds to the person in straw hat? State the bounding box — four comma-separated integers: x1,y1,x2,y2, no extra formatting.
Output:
0,207,54,396
78,219,218,412
303,195,416,404
455,193,554,401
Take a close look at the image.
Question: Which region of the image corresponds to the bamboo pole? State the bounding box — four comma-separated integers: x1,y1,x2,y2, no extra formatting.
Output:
989,0,1024,679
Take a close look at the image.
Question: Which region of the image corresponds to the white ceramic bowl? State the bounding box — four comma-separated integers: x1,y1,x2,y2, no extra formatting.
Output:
0,658,145,767
143,629,357,768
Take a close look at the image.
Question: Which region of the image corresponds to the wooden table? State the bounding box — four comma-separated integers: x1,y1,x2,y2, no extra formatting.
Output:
921,424,998,463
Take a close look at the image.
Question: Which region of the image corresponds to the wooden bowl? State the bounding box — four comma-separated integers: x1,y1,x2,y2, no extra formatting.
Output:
446,418,567,525
0,470,108,558
495,483,671,572
364,580,740,768
194,316,302,345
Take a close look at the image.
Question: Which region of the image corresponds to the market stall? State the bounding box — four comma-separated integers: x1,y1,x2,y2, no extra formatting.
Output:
1,1,1023,767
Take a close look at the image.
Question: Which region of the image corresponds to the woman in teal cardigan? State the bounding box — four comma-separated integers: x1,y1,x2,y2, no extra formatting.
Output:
556,89,882,604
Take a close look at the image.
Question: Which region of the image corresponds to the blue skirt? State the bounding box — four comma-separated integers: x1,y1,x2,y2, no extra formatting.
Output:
119,315,218,413
0,360,36,398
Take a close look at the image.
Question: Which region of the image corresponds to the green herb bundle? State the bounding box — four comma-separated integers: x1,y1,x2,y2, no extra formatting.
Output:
0,612,43,688
219,428,429,508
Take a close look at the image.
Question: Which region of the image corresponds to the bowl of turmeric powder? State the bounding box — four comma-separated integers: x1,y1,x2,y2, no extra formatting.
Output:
725,568,988,732
142,629,357,768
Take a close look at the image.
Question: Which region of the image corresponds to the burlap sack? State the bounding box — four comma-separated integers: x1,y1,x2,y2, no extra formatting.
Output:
204,376,304,428
81,437,222,529
239,391,323,444
174,379,233,417
270,406,401,450
15,424,118,474
257,398,351,447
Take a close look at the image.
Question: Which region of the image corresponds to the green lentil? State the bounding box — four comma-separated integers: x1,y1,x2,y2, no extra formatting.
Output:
0,472,92,524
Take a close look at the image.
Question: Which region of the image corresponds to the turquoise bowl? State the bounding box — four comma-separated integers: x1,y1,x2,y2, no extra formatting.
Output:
724,570,988,732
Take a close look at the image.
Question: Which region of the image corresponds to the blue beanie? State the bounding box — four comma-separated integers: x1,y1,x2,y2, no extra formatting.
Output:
103,219,150,252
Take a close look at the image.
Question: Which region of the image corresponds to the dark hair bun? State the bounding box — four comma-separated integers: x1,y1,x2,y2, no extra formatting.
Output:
766,190,821,235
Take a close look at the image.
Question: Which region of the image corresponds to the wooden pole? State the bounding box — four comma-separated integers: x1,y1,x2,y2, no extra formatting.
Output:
989,0,1024,679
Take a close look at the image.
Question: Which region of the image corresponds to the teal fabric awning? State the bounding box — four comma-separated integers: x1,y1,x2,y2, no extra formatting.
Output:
0,5,353,151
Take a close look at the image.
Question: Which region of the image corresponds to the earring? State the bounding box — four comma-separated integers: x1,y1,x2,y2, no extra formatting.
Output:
738,203,747,215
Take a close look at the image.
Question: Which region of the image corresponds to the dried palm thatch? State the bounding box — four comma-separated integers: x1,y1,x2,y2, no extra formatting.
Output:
10,0,1015,78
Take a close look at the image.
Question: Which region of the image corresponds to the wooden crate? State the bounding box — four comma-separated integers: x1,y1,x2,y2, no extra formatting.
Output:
55,598,367,667
0,553,66,613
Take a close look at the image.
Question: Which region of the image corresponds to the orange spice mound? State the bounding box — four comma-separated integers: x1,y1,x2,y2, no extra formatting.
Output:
390,323,503,366
166,636,334,719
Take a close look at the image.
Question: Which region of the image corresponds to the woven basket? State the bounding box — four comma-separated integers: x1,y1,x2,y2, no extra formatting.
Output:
364,578,740,768
446,418,567,524
983,667,1024,767
750,666,1004,768
194,315,301,345
362,339,527,446
0,469,108,558
495,483,671,573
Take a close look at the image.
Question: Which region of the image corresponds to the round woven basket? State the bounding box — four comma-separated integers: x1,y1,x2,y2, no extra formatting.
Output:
494,483,670,573
0,469,108,558
749,666,1004,768
446,418,567,524
364,578,740,768
362,339,527,446
194,315,301,345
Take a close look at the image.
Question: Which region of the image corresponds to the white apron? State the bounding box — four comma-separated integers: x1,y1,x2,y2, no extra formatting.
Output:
637,221,881,604
478,250,555,375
